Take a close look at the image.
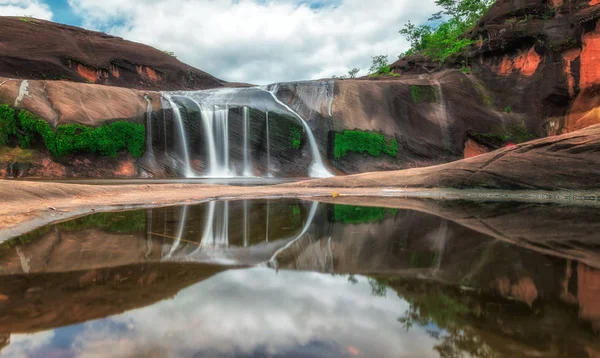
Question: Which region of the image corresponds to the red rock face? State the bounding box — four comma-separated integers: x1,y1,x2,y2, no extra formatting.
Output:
563,48,581,97
580,21,600,90
464,138,491,158
492,47,542,77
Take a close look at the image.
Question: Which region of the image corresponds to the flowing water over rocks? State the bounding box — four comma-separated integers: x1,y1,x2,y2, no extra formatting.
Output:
156,82,334,179
0,199,599,357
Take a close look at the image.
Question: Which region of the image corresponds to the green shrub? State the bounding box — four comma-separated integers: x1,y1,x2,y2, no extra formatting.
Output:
1,105,145,158
289,123,303,150
334,205,397,224
504,106,511,114
460,66,471,74
334,130,398,160
0,105,17,145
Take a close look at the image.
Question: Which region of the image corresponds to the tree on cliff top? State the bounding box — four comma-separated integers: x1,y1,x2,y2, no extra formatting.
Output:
399,0,495,62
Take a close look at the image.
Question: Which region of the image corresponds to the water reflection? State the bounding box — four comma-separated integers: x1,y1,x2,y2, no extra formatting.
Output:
0,199,599,357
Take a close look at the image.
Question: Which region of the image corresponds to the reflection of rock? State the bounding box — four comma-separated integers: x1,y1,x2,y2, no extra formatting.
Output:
0,263,224,334
578,264,600,331
0,201,308,273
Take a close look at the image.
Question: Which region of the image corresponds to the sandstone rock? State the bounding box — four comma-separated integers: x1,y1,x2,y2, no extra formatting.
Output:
0,17,223,90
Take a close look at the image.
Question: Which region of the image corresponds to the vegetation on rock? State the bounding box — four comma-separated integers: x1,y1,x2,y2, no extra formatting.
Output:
399,0,494,62
289,123,303,150
334,130,399,160
0,104,145,158
471,125,536,144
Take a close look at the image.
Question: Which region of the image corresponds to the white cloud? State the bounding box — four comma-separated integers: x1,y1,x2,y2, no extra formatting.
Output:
67,0,440,84
0,0,53,20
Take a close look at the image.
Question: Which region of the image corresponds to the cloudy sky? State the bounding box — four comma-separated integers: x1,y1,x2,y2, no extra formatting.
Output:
0,0,440,84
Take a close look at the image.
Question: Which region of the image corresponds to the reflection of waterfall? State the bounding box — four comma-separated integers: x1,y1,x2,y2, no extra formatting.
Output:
426,221,449,272
199,201,229,248
165,205,189,258
161,84,333,178
268,201,320,268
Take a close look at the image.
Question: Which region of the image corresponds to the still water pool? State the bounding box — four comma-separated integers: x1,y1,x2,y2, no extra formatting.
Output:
0,199,599,357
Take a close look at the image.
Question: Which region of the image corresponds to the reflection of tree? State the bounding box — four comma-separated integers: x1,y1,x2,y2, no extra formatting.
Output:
0,334,9,353
385,280,508,358
368,278,387,297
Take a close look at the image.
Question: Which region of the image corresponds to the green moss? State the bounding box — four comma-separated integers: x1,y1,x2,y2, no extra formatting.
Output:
0,104,145,158
334,130,398,160
289,123,303,150
334,205,397,224
410,85,438,104
472,125,536,144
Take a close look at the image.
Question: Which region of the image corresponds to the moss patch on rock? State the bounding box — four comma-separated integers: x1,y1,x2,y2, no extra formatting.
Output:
334,204,397,224
334,130,398,160
410,85,439,104
0,104,145,158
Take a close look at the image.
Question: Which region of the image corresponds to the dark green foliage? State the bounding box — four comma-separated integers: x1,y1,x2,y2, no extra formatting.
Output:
399,0,494,62
504,106,511,114
410,251,438,268
334,204,397,224
471,125,536,144
460,66,471,74
289,123,303,150
334,130,399,160
0,105,17,145
1,105,145,158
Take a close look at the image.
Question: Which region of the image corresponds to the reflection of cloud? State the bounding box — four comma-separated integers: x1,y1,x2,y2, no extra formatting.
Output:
5,268,441,357
1,331,55,357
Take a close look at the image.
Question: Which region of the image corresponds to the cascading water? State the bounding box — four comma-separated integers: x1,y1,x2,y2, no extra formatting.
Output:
265,111,271,177
143,95,155,162
242,107,253,176
163,95,194,178
161,83,334,178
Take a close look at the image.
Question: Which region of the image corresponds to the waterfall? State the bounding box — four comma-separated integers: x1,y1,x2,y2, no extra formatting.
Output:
260,88,333,178
266,111,271,177
242,107,253,176
214,106,230,177
162,84,334,178
143,95,155,161
164,95,194,178
433,79,450,148
188,99,219,176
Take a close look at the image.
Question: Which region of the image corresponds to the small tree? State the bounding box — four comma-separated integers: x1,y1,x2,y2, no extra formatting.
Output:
369,55,389,74
348,68,360,78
